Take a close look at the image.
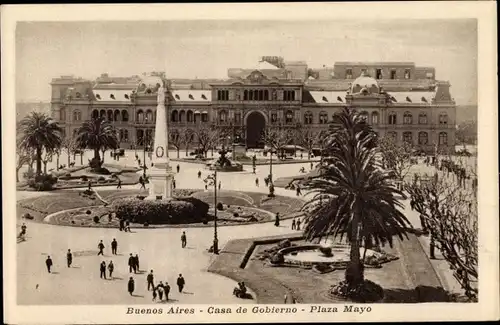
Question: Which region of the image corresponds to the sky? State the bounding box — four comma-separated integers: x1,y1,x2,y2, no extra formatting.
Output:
15,19,477,105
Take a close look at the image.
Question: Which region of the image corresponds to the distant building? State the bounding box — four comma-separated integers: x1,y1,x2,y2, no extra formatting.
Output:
50,59,456,153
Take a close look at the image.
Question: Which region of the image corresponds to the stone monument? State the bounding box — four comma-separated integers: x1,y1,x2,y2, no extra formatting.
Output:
147,81,175,200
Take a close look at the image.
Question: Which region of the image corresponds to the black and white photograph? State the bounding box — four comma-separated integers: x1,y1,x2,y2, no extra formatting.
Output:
2,2,498,323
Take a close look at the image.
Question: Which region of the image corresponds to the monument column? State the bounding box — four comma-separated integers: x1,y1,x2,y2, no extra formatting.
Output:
147,81,175,200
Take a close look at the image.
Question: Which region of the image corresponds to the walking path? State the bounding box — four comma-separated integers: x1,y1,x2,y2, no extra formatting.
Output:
16,152,463,304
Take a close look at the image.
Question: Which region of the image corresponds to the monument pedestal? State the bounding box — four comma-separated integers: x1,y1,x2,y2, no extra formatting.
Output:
146,164,175,200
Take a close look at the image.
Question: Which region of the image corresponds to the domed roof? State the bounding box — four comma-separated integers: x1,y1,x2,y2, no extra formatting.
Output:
350,71,379,94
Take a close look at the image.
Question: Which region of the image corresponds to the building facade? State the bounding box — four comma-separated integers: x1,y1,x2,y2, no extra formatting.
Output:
50,60,456,153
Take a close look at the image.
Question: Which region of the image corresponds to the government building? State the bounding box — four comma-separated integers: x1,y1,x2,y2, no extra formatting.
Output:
50,57,456,153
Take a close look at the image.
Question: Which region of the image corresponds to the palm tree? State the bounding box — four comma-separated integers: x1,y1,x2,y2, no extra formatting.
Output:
301,107,411,300
76,117,118,169
18,112,63,176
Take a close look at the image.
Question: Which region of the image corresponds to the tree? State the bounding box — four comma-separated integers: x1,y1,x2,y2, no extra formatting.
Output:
377,136,416,186
193,126,221,158
76,117,118,169
405,173,478,301
456,121,477,148
16,134,33,182
301,107,411,301
170,132,183,158
298,128,321,159
182,129,194,157
61,136,79,168
18,112,63,176
41,150,54,174
262,127,292,160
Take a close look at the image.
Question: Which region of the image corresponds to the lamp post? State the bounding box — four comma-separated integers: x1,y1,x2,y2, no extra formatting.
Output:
143,117,148,178
204,171,219,254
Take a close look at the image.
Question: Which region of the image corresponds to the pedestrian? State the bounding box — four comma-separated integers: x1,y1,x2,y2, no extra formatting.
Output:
164,282,171,301
296,186,302,196
125,220,131,232
291,219,296,230
205,184,208,190
410,199,415,211
20,223,27,237
152,288,157,302
88,180,92,191
46,256,53,273
111,238,118,255
198,170,202,178
147,270,155,291
310,162,313,170
128,277,135,295
429,234,436,259
108,260,114,279
296,218,301,231
108,213,113,223
66,249,72,268
97,240,105,256
116,177,122,189
274,213,280,227
264,177,269,187
173,179,176,189
177,274,185,293
100,261,107,279
176,164,180,173
255,178,259,187
181,231,187,248
157,282,164,301
419,214,428,232
134,254,140,272
139,176,146,190
128,254,135,273
119,218,124,231
218,181,221,190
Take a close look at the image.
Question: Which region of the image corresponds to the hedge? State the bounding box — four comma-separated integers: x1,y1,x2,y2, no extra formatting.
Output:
112,196,209,224
27,174,58,191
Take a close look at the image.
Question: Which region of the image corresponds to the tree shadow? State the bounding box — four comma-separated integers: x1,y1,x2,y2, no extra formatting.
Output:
50,272,60,274
182,291,194,295
113,277,124,280
383,286,450,303
158,299,179,303
132,294,144,298
71,266,81,269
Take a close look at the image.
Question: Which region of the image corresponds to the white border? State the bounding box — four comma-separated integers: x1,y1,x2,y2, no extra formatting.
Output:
2,2,498,323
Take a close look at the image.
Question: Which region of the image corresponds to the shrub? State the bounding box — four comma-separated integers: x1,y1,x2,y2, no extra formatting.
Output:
143,222,149,227
27,174,58,191
233,212,239,218
81,175,88,181
97,176,106,182
86,210,92,215
113,197,209,225
23,169,35,179
319,246,333,257
216,202,224,211
270,253,284,265
93,216,100,223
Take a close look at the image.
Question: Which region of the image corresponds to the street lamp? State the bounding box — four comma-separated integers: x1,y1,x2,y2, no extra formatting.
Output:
204,171,219,254
143,117,148,179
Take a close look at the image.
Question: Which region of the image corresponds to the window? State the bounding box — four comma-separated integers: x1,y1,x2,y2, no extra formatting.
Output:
387,131,397,141
217,90,229,101
234,112,241,124
107,110,113,121
219,110,227,122
346,68,353,79
91,109,99,119
179,110,185,122
114,110,120,122
390,69,397,79
371,112,379,124
304,111,313,125
403,112,413,124
100,110,106,119
201,112,208,122
439,132,448,145
361,68,367,75
171,110,178,122
283,90,295,101
360,111,369,123
136,110,144,123
136,129,144,146
403,132,413,144
193,112,200,123
187,110,194,123
271,112,278,123
376,69,383,79
244,90,248,100
319,111,328,124
285,110,294,124
123,130,129,142
388,112,397,125
418,113,427,124
73,110,81,121
264,90,269,100
418,132,428,145
119,129,124,141
439,113,448,124
404,69,411,79
146,110,154,123
426,72,433,80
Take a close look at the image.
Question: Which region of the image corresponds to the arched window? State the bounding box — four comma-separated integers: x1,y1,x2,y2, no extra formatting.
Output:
271,111,278,124
359,111,369,123
194,111,200,123
439,132,448,145
418,131,428,145
418,112,428,124
121,110,129,122
145,129,153,145
91,109,99,119
388,112,397,125
304,111,313,124
136,110,144,123
219,110,227,122
403,112,413,124
439,113,448,124
264,90,269,100
123,130,129,142
371,112,379,124
187,110,194,123
73,110,81,121
171,110,178,122
136,129,144,146
179,110,185,122
107,110,113,121
249,90,254,101
319,111,328,124
99,109,106,119
114,110,120,122
244,90,248,100
202,112,209,122
403,131,413,144
119,129,124,141
285,110,294,124
146,110,153,123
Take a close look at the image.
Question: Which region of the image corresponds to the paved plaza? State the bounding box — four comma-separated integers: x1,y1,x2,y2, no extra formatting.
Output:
16,150,464,304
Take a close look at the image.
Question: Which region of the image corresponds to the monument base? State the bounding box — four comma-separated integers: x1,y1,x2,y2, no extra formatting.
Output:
146,165,175,201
